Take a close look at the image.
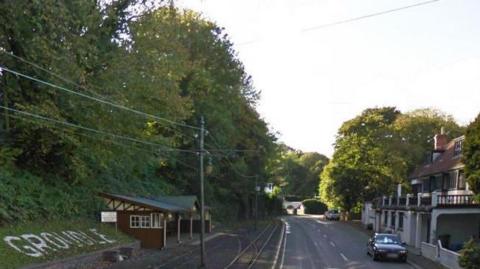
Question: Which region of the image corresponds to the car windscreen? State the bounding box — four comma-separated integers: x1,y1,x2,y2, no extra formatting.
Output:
374,235,401,244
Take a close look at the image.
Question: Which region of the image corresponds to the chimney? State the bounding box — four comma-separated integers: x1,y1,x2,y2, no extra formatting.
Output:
434,127,448,151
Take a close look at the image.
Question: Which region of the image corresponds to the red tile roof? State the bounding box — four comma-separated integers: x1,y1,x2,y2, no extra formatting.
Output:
409,136,464,179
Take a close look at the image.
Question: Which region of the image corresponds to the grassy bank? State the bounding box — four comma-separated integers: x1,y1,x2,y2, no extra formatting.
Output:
0,218,133,269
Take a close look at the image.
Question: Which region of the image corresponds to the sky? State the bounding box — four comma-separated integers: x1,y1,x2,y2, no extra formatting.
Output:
178,0,480,157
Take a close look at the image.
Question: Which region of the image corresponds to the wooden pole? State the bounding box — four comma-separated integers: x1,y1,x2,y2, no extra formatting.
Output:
1,82,9,131
163,217,167,249
177,215,181,244
190,215,193,239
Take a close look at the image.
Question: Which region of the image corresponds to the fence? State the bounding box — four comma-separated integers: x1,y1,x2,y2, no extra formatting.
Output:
421,240,462,269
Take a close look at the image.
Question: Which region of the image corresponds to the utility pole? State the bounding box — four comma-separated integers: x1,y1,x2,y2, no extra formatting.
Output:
199,116,206,268
254,175,259,231
1,78,9,131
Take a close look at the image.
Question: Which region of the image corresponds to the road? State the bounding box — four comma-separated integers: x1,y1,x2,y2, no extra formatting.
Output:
279,215,415,269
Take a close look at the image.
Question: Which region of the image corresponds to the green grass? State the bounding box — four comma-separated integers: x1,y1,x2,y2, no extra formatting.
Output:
0,218,134,269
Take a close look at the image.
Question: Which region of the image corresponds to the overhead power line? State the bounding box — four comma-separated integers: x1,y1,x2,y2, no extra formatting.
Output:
302,0,440,32
0,105,195,153
0,50,106,99
206,133,258,178
3,111,200,172
0,64,200,130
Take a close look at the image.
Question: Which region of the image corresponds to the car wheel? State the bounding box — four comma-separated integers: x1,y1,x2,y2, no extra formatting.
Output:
372,253,379,261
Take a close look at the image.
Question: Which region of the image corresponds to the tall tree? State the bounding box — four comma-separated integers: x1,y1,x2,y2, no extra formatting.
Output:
320,107,464,214
463,113,480,198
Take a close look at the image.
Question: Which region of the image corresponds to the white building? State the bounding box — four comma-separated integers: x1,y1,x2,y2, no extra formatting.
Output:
362,133,480,268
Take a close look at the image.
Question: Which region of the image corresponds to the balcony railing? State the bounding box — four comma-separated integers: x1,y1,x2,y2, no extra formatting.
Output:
374,194,478,209
420,196,432,206
437,194,478,206
408,196,418,206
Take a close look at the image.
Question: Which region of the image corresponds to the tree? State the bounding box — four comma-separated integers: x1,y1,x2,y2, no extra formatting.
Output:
319,107,464,214
464,113,480,197
0,3,278,223
459,239,480,269
394,108,464,172
267,145,328,198
320,107,406,212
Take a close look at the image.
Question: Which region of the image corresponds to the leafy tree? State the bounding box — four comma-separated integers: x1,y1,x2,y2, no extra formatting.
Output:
464,113,480,197
302,199,328,214
320,107,465,214
394,108,464,172
459,239,480,269
0,3,278,224
267,145,328,198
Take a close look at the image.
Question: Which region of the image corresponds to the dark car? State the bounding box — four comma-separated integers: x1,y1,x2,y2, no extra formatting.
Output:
367,233,407,262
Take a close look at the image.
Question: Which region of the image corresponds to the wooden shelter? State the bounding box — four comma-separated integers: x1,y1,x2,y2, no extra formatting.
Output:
99,193,211,249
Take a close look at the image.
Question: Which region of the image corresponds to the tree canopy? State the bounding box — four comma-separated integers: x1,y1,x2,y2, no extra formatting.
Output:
0,1,277,223
464,113,480,197
267,145,328,199
320,107,464,212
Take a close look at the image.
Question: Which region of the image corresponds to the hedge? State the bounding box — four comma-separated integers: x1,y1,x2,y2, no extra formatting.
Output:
302,199,328,214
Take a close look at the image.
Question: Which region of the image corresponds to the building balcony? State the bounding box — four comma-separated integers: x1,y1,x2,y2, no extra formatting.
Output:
373,193,479,211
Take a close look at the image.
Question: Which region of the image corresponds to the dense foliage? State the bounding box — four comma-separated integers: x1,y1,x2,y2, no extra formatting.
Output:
267,145,328,198
0,1,277,224
302,199,328,214
320,107,464,213
459,239,480,269
464,113,480,197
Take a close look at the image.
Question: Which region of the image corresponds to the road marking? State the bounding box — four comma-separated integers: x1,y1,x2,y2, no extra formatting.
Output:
285,222,291,234
316,220,332,225
280,225,288,269
329,241,336,247
272,220,286,269
340,253,349,261
323,234,327,238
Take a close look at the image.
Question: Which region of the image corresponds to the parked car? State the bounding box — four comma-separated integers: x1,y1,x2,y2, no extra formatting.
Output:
367,233,407,262
325,209,340,220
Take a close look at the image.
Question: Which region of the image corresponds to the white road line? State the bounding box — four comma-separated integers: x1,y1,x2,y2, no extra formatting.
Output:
340,253,349,261
272,221,286,269
329,241,336,247
280,226,288,269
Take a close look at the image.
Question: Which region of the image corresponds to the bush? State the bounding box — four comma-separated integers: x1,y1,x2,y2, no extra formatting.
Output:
459,239,480,269
302,199,328,214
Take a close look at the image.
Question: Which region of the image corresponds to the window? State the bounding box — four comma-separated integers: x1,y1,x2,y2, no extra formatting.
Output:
458,170,466,190
374,234,401,245
442,173,449,190
130,215,151,228
398,212,404,230
384,212,388,226
430,175,442,192
454,139,463,156
448,171,457,190
423,178,431,193
391,212,396,228
151,213,163,228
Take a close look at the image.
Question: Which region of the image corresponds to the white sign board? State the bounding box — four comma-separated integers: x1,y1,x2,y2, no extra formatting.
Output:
101,211,117,223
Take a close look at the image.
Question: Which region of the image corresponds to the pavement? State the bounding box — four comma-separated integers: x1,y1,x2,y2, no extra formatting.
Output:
279,215,419,269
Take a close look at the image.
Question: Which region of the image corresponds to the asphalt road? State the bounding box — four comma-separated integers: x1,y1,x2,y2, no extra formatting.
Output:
279,215,415,269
